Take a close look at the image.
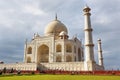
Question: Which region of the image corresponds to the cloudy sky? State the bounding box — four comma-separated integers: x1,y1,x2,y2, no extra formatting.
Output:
0,0,120,70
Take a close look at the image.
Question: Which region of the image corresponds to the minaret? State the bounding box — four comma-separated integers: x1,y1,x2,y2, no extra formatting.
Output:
98,39,104,67
83,6,95,71
24,39,28,62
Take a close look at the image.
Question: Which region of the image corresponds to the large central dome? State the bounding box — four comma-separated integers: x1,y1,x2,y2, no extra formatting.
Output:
45,19,68,36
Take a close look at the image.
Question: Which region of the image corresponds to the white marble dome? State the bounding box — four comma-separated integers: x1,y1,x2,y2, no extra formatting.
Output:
59,31,68,36
45,19,68,36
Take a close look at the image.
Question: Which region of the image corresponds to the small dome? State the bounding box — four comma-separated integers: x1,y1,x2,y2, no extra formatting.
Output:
34,33,40,38
32,33,40,40
59,31,68,36
45,19,68,36
83,5,91,12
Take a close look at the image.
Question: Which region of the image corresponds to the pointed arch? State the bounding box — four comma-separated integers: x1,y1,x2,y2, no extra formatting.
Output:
66,43,72,52
74,46,76,53
78,48,81,61
27,57,31,63
56,55,62,62
56,44,62,52
66,55,72,62
37,44,49,63
81,51,84,61
27,47,32,54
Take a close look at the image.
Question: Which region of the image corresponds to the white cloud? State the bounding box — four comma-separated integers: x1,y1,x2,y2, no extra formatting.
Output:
23,5,46,16
94,14,111,25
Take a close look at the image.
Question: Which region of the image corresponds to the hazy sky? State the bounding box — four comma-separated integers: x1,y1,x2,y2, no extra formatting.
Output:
0,0,120,70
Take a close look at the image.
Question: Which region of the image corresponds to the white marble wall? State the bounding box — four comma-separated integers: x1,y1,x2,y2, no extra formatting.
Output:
40,62,84,71
0,63,37,71
0,62,104,71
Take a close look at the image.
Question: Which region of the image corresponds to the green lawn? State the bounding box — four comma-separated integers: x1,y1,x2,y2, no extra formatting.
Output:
0,75,120,80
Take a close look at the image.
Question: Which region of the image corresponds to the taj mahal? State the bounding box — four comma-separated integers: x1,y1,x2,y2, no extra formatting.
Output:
0,6,104,71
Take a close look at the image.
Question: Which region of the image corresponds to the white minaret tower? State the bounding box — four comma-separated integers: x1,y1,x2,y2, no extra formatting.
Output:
98,39,104,67
83,6,95,71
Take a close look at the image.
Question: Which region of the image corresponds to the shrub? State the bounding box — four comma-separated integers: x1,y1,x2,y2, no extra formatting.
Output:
0,71,2,75
3,67,6,73
31,71,35,75
10,68,14,73
17,70,21,75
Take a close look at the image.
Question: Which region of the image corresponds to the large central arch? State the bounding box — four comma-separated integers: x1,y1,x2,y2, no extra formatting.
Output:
37,44,49,63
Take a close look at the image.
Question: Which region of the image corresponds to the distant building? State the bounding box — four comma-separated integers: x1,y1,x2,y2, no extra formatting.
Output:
0,6,104,71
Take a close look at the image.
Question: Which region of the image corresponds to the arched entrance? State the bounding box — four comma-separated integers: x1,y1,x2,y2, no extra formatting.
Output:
37,44,49,63
56,55,62,62
66,55,72,62
27,47,32,54
56,44,62,52
78,48,81,61
66,43,72,52
27,57,31,63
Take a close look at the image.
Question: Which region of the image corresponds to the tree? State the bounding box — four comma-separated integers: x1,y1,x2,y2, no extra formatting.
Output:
3,67,6,73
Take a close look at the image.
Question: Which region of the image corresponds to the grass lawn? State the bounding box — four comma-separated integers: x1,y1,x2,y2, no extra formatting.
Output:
0,75,120,80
